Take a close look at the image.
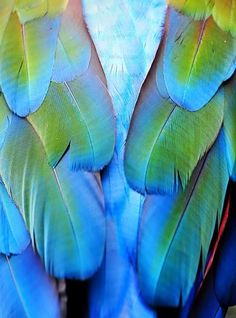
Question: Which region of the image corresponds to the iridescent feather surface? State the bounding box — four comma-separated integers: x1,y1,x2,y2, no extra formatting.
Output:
0,0,236,317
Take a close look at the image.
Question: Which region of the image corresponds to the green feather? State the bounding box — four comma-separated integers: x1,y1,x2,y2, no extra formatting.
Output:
28,69,115,171
125,47,224,194
138,131,229,306
223,73,236,179
0,97,105,278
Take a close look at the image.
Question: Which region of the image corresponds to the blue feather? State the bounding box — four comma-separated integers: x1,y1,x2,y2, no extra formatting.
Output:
0,244,60,318
0,180,30,255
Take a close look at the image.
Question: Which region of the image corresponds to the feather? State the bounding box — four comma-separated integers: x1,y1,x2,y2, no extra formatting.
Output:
0,12,60,116
164,8,236,111
14,0,69,23
0,244,60,318
168,0,213,20
214,192,236,307
0,0,14,45
0,180,30,255
186,182,236,317
0,101,105,278
89,217,156,318
52,0,91,82
212,0,236,37
125,44,224,194
188,269,226,318
223,73,236,180
137,131,229,307
28,73,115,171
82,0,167,125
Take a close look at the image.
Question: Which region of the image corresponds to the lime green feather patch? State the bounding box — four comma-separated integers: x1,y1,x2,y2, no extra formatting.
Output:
0,12,60,116
15,0,68,23
168,0,213,20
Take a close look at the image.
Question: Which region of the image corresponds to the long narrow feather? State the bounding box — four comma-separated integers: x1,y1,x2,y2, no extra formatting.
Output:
0,98,105,278
137,131,229,307
0,180,30,255
125,44,224,194
223,73,236,180
0,244,60,318
52,0,91,82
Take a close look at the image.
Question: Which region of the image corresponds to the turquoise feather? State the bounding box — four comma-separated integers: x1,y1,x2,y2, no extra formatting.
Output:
0,244,60,318
138,131,229,306
0,180,30,255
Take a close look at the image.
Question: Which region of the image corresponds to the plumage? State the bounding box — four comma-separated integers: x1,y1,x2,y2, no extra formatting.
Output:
0,244,60,318
52,0,91,82
14,0,69,23
125,45,224,194
164,8,236,111
0,12,60,116
0,180,30,255
168,0,213,19
212,0,236,36
223,73,236,180
0,0,236,317
137,131,229,307
0,98,105,278
214,195,236,307
28,74,115,170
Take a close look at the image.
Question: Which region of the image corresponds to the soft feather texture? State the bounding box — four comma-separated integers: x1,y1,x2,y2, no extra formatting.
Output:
52,0,91,82
0,98,105,278
83,1,167,317
188,269,226,318
169,0,236,36
168,0,213,19
212,0,236,36
0,0,14,45
0,244,60,318
28,72,115,171
0,12,60,116
82,0,167,125
15,0,69,23
89,217,156,318
223,74,236,180
0,180,30,255
164,8,236,111
214,194,236,307
137,131,229,307
125,44,224,194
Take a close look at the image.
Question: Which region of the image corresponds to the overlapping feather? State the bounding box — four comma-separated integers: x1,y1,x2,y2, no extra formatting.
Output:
125,43,224,194
137,131,229,307
0,97,105,278
164,8,236,111
0,244,60,318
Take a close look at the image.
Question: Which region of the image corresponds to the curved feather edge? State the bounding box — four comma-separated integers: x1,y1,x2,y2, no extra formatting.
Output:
28,69,115,171
168,0,213,20
0,180,30,255
15,0,69,23
214,184,236,307
0,99,105,279
223,73,236,180
163,8,236,111
125,42,224,194
137,131,229,307
89,217,156,318
52,0,91,82
0,12,60,116
188,269,226,318
0,244,60,318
